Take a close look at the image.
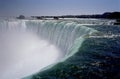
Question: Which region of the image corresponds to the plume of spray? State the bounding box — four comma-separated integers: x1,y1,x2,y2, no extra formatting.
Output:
0,30,61,79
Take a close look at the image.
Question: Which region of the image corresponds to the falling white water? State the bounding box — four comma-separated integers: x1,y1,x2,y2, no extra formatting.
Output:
0,31,61,79
0,19,99,79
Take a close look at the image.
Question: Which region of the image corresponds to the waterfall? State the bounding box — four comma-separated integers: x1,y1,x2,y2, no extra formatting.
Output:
0,19,98,79
25,20,97,58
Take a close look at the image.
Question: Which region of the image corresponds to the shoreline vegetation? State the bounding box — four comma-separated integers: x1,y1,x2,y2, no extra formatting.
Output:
17,12,120,25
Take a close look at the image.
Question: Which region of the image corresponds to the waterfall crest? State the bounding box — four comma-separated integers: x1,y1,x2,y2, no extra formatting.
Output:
25,20,97,58
0,19,98,79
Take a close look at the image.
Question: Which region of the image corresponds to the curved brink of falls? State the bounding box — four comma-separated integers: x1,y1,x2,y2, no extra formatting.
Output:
23,20,120,79
0,19,99,79
23,20,98,78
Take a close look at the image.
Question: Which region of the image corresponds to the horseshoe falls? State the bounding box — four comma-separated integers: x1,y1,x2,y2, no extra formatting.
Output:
0,19,120,79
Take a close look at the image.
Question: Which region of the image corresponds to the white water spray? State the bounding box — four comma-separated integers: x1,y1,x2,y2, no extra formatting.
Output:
0,30,61,79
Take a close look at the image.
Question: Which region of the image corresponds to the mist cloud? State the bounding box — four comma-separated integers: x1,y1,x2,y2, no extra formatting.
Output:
0,30,61,79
